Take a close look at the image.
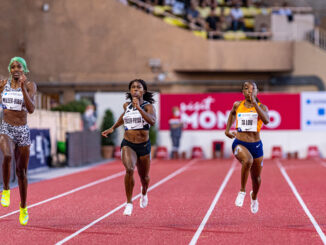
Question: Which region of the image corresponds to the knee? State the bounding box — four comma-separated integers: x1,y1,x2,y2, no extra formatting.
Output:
3,154,12,163
241,159,253,169
16,167,27,179
125,167,134,175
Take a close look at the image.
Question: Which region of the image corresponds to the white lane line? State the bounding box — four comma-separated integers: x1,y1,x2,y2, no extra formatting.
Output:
55,159,198,245
276,160,326,245
0,171,125,219
0,160,158,219
189,160,237,245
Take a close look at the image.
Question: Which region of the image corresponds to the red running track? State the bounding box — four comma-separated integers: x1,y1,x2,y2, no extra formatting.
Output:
0,158,325,245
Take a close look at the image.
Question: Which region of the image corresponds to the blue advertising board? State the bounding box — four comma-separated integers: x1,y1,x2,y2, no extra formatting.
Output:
29,129,51,169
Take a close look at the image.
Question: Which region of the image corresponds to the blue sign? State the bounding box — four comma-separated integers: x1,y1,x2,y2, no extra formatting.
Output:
29,129,51,169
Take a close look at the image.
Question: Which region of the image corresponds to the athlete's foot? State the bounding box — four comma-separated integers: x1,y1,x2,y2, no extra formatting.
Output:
235,191,246,207
1,190,10,207
19,205,29,225
123,203,133,216
140,187,148,208
250,191,259,214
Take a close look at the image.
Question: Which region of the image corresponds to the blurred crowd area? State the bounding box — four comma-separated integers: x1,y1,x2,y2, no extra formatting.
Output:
123,0,300,40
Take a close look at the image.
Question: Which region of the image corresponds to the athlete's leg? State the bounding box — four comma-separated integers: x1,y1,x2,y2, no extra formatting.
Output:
14,145,30,208
136,154,151,195
121,146,137,203
233,144,253,192
250,157,263,200
0,134,14,190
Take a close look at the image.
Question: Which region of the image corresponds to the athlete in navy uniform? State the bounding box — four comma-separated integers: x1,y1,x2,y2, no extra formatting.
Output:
102,79,156,216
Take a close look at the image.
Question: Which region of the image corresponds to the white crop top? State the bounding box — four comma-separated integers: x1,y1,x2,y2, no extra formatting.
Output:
123,101,150,130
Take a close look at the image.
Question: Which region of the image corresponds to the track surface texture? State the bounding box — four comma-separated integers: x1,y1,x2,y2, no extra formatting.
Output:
0,158,325,245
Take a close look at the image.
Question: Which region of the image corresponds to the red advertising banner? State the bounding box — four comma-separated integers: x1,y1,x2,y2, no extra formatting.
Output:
160,93,300,130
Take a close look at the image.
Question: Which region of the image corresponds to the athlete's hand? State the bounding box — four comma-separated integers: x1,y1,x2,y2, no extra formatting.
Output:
132,97,140,109
102,127,114,137
249,87,258,104
19,74,27,88
225,131,236,139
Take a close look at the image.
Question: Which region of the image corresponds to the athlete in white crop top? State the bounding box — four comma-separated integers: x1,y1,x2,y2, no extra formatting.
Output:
0,57,37,225
102,79,156,216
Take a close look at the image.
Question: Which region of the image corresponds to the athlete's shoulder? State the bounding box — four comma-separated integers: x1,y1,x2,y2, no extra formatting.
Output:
233,100,243,109
123,102,130,110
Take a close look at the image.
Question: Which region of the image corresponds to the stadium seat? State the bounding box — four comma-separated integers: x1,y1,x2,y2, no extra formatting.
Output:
114,146,121,159
212,141,224,159
307,145,320,159
192,30,207,39
191,146,204,159
271,146,283,159
163,17,187,28
156,146,168,159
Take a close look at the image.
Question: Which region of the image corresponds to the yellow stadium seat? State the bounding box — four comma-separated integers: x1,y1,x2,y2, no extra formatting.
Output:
163,17,187,28
244,18,255,29
153,6,166,16
223,31,236,40
193,30,207,39
234,31,247,40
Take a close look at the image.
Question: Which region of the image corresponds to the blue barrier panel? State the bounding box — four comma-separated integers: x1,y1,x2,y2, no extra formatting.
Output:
29,129,51,170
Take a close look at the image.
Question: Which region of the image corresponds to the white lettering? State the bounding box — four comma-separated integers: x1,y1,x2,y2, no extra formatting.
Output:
181,112,198,129
217,110,230,128
199,111,216,129
265,110,281,128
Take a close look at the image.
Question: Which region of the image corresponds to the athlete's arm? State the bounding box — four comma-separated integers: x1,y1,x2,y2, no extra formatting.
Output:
225,101,240,139
253,102,269,125
101,103,128,137
136,103,156,126
20,75,37,113
0,79,6,93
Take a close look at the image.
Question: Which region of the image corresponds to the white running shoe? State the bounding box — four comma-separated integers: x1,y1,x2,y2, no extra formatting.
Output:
235,191,246,207
250,191,259,214
140,187,148,208
123,203,133,216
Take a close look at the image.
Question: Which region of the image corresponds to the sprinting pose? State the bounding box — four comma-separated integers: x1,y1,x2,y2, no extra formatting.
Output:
102,79,156,216
0,57,37,225
225,81,269,214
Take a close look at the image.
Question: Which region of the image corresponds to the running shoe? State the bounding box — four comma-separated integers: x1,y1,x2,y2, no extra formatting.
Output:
235,191,246,207
19,206,29,225
1,190,10,207
123,203,133,216
250,191,259,214
140,187,148,208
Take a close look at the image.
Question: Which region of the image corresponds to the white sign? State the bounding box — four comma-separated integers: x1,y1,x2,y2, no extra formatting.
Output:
301,92,326,130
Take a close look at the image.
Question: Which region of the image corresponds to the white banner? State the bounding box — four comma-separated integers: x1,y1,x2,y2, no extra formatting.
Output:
301,92,326,131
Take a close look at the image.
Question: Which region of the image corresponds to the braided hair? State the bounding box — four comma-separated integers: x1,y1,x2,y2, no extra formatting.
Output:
126,79,155,104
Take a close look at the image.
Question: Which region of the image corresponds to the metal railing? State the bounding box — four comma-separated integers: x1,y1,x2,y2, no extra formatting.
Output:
306,27,326,51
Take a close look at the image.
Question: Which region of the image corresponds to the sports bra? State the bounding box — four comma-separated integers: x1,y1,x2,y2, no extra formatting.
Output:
123,101,150,130
1,78,27,112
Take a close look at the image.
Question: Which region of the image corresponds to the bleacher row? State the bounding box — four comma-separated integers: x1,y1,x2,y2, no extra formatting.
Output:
128,0,273,40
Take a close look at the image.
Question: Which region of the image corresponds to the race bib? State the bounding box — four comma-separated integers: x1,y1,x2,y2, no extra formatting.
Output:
2,91,24,111
123,110,144,130
237,112,258,132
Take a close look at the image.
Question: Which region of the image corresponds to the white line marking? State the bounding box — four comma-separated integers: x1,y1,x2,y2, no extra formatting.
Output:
0,160,158,219
55,159,198,245
0,171,125,219
276,160,326,245
189,160,237,245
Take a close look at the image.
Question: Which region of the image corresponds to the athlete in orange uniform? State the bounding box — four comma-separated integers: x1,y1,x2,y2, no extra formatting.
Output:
225,81,269,214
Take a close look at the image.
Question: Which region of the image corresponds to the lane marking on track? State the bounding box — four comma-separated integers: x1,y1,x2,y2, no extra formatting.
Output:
0,171,126,219
55,159,198,245
0,160,159,219
276,160,326,245
189,160,237,245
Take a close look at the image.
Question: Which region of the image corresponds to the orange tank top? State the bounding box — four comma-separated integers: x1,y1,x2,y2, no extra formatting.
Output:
235,100,263,132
